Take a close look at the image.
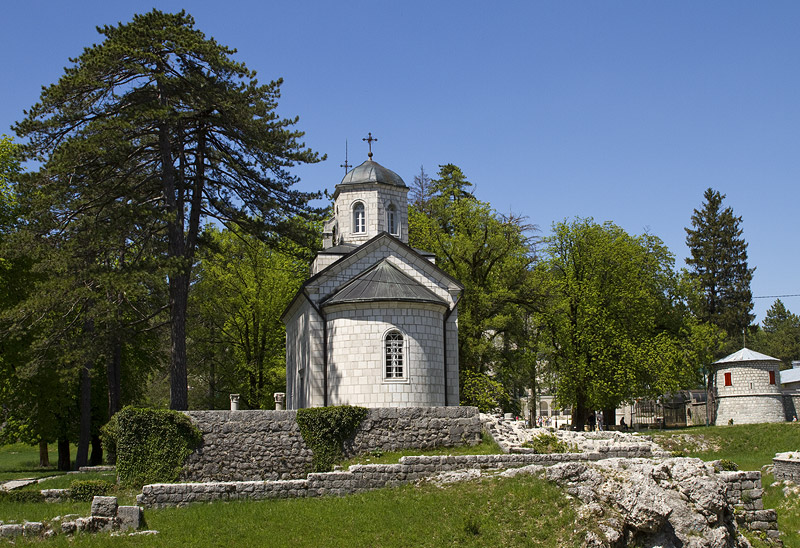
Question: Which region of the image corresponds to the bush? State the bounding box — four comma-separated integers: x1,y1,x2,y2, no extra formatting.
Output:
0,490,44,503
114,407,202,487
717,459,739,471
521,433,572,454
69,479,113,501
459,370,511,413
101,413,120,465
296,405,368,472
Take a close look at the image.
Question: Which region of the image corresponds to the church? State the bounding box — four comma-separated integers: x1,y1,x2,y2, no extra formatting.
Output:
281,142,463,409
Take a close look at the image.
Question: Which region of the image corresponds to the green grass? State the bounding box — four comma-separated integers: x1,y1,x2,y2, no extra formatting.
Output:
19,472,117,491
6,474,585,548
650,422,800,471
339,432,502,467
0,442,65,482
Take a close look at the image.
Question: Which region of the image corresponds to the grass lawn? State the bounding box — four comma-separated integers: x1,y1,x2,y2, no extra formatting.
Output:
0,442,66,482
6,474,585,548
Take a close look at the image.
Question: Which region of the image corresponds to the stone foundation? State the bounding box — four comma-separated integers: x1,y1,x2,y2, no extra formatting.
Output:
181,406,482,482
773,452,800,481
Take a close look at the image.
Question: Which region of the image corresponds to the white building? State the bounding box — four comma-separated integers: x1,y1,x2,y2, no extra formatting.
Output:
281,155,463,409
714,348,784,424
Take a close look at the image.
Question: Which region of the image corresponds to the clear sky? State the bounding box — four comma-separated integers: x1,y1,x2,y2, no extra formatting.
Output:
2,1,798,323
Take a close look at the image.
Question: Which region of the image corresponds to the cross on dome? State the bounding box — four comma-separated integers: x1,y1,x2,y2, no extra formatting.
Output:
362,132,378,159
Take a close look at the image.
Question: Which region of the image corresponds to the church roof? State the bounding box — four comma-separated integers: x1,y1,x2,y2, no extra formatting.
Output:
318,240,435,258
713,347,781,364
339,159,406,188
321,259,447,308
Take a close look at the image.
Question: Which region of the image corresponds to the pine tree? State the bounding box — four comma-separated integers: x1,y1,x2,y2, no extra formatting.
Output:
685,188,755,342
761,299,800,367
14,10,323,410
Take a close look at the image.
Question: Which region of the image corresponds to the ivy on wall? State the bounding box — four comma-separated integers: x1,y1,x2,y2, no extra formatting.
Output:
102,407,202,487
296,406,368,472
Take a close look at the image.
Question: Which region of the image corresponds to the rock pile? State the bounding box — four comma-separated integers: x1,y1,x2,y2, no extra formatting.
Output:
502,457,778,547
0,496,148,539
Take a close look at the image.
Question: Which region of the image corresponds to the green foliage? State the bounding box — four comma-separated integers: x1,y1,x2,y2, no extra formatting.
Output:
114,407,202,487
408,164,536,400
69,479,114,501
14,9,323,411
188,227,308,410
0,490,44,503
537,218,696,427
717,459,739,471
459,370,511,413
521,433,572,454
685,188,755,341
751,299,800,367
100,413,120,465
296,406,367,472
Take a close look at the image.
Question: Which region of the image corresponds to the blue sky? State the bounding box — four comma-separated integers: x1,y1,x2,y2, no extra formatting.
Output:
2,1,798,323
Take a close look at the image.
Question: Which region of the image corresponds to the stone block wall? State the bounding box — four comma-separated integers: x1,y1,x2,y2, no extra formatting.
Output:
180,407,482,482
773,452,800,481
715,394,785,425
719,470,780,541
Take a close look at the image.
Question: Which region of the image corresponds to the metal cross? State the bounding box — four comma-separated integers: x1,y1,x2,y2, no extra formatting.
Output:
362,132,378,159
340,140,352,173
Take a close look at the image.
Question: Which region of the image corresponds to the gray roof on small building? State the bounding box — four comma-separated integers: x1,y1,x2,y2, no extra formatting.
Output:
713,347,781,364
339,159,406,188
780,367,800,386
321,259,446,308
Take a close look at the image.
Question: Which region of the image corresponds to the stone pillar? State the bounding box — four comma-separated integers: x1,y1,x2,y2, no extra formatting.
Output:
229,394,240,411
274,392,286,411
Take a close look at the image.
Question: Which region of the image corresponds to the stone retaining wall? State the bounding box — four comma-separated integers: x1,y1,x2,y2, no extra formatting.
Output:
773,452,800,481
718,470,780,540
181,406,482,482
143,451,664,508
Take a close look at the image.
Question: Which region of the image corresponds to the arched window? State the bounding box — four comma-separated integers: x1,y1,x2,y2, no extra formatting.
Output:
387,204,399,236
353,202,366,234
384,330,404,379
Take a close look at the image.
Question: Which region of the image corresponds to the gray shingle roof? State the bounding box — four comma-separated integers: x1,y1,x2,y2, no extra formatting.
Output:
321,259,446,307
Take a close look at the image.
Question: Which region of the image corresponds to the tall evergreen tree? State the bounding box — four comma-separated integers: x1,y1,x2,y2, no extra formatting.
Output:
14,10,323,410
685,188,755,343
759,299,800,367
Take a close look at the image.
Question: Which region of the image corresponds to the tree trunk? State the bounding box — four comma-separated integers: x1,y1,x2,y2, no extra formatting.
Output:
89,434,103,465
169,273,189,410
107,335,122,418
76,347,93,468
574,394,588,431
57,437,71,471
38,440,50,468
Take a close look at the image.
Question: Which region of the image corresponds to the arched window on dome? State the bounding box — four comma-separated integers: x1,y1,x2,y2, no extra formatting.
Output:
387,203,399,236
353,202,366,234
384,330,405,380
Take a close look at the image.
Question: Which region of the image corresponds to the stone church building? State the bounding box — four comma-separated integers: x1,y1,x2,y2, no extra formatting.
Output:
281,154,463,409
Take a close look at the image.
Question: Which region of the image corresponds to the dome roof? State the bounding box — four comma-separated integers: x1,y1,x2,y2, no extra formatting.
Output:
339,160,406,188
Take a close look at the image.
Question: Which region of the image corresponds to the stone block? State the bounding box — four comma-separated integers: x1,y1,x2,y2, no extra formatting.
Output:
23,521,44,537
117,506,143,531
0,524,23,538
91,496,118,517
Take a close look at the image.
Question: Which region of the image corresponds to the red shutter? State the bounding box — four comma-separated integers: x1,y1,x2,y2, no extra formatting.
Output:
769,370,776,385
724,372,732,386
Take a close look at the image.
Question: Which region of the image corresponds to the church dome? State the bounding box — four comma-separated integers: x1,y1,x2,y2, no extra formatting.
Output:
340,160,406,188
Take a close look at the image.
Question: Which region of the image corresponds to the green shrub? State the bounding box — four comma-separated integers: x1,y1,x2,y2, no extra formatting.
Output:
0,490,44,503
69,479,113,501
718,459,739,471
459,370,511,413
296,405,368,472
114,407,202,487
521,433,572,454
100,413,120,465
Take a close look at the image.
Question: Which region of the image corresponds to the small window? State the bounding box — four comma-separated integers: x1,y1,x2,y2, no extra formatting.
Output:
724,372,732,386
353,202,366,234
769,370,776,385
387,204,399,236
384,330,404,379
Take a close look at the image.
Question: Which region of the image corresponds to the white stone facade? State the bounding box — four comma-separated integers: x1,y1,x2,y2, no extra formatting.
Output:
714,354,784,424
283,158,462,410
